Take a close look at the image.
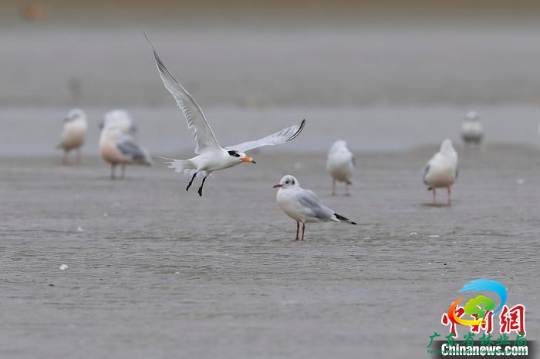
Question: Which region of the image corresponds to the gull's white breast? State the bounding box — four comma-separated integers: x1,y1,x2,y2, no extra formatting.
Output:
327,148,354,183
425,155,457,188
462,121,483,142
61,119,87,150
277,189,320,223
100,134,130,164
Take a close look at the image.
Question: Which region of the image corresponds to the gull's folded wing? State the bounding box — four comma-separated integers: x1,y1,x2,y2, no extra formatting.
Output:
297,189,333,220
226,119,306,152
146,35,221,154
116,135,151,164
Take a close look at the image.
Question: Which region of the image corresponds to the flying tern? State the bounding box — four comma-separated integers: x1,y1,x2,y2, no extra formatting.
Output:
146,35,306,197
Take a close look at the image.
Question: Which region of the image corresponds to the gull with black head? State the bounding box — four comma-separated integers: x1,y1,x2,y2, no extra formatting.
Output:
274,175,356,240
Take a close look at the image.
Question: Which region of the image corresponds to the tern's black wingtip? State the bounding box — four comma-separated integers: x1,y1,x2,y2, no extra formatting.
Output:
298,119,306,133
143,32,156,52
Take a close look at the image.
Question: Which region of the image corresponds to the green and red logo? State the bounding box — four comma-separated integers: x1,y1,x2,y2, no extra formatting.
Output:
427,279,529,357
441,279,525,337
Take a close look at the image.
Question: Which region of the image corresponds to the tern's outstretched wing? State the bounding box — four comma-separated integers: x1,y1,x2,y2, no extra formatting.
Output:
145,34,221,154
226,119,306,152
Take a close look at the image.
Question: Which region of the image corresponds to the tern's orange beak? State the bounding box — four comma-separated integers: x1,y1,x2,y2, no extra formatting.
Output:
273,184,283,188
241,156,256,164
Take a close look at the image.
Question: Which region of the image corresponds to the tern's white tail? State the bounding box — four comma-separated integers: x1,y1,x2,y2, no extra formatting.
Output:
161,157,196,175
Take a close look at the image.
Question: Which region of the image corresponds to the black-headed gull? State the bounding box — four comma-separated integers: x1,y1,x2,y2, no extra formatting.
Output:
57,108,88,165
326,140,355,196
423,139,458,205
146,36,306,197
274,175,356,240
101,109,137,136
100,123,151,179
461,111,483,145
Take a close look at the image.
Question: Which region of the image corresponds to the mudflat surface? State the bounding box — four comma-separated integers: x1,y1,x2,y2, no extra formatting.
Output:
1,146,538,358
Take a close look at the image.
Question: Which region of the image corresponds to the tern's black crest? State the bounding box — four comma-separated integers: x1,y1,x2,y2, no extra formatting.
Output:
227,150,240,158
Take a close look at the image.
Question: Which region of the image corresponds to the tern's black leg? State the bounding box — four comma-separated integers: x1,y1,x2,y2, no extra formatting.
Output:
197,175,209,197
186,172,197,192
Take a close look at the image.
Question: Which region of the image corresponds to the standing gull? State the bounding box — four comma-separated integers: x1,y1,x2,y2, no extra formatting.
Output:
327,140,355,196
146,35,306,197
274,175,356,240
423,139,458,205
461,111,483,146
57,108,87,165
100,123,151,179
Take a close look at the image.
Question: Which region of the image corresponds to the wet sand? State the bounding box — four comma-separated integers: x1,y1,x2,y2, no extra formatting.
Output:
1,146,539,358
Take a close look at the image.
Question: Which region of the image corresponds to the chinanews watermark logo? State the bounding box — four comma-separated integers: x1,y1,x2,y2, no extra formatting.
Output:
427,279,533,358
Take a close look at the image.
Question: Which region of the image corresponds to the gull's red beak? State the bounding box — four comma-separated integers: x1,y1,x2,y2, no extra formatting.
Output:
273,184,283,188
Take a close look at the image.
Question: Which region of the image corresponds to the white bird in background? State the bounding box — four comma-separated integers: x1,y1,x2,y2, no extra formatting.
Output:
146,35,306,197
461,111,483,146
57,108,88,165
99,122,151,179
102,109,137,136
274,175,356,240
423,139,458,205
327,140,355,196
